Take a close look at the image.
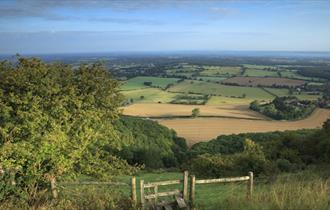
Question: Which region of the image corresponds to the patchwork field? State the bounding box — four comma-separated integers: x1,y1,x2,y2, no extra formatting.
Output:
158,108,330,145
264,88,320,100
168,80,274,99
121,103,266,120
206,96,254,105
223,76,306,87
121,76,180,90
243,69,279,77
200,66,242,76
121,88,177,103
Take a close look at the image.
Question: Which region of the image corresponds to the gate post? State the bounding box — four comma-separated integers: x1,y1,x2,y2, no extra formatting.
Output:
140,179,145,209
247,171,253,199
131,177,137,206
190,175,196,208
183,171,189,201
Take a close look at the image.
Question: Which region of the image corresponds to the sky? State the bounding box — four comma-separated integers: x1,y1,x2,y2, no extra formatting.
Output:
0,0,330,54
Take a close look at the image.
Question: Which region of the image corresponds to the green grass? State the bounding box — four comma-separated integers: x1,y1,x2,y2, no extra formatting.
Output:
12,166,327,210
200,66,242,77
264,88,321,101
243,69,279,77
168,80,274,100
121,88,178,103
121,76,181,91
243,64,276,70
280,70,323,81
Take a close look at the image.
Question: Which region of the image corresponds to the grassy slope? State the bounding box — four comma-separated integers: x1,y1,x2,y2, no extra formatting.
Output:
168,80,274,100
57,166,330,210
121,76,180,91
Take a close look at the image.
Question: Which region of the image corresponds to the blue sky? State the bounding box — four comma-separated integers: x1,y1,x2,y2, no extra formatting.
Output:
0,0,330,54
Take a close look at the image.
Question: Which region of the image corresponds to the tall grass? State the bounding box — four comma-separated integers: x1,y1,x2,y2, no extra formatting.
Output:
198,167,330,210
1,167,329,209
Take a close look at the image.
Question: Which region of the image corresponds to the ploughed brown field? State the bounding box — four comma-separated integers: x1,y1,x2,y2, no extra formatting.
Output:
158,109,330,146
121,103,266,120
222,76,306,87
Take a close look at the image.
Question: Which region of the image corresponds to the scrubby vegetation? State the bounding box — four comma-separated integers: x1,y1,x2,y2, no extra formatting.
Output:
250,96,316,120
190,121,330,177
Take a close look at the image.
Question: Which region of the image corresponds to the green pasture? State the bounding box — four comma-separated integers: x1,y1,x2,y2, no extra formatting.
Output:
122,88,178,103
168,80,274,100
243,64,276,70
200,66,242,77
264,88,321,100
243,69,279,77
280,70,322,81
121,76,180,91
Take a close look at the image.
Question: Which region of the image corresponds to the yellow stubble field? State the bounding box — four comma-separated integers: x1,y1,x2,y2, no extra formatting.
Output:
158,109,330,146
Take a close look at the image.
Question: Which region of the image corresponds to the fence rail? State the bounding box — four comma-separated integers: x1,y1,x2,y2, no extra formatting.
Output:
3,169,254,209
190,171,254,208
50,177,137,205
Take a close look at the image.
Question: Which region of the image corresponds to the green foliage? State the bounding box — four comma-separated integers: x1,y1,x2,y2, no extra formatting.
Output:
250,96,316,120
113,116,188,169
192,108,200,117
190,126,330,175
191,139,270,177
0,57,135,201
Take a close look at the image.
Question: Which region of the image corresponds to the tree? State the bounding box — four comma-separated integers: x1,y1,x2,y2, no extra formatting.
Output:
192,108,200,118
0,57,135,201
144,81,152,86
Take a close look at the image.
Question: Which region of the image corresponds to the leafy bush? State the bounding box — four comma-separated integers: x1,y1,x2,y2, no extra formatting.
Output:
191,139,271,177
0,57,135,202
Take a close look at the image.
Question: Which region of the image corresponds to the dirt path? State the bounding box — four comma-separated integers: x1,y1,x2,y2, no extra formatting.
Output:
158,108,330,146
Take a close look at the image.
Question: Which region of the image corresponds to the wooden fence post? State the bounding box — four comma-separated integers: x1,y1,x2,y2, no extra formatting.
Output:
140,179,145,210
154,185,158,204
50,177,58,199
247,171,253,199
131,177,137,206
190,175,196,208
183,170,189,201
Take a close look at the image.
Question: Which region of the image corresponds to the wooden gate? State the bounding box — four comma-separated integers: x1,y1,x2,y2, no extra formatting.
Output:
140,171,189,209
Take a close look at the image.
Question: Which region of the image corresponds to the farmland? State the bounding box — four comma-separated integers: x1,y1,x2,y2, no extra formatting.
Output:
158,108,330,145
223,76,306,87
167,80,274,100
118,60,329,145
121,88,177,103
243,69,279,77
200,66,242,76
121,76,180,90
122,103,266,120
